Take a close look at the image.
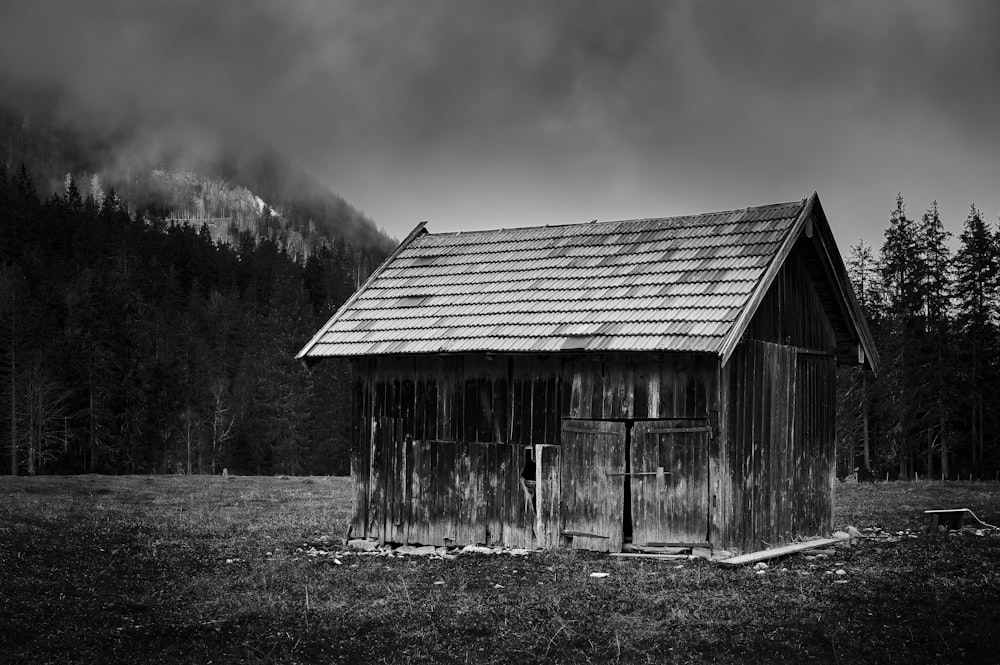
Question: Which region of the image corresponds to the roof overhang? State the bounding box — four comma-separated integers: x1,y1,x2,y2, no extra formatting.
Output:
718,192,879,374
296,221,428,369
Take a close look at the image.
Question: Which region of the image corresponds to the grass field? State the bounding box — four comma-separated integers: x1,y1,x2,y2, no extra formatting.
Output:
1,476,998,664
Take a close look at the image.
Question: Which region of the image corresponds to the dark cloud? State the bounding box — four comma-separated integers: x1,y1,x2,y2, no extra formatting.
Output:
1,1,998,240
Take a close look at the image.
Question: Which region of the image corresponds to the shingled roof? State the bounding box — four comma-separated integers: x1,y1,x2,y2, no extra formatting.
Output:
298,193,876,368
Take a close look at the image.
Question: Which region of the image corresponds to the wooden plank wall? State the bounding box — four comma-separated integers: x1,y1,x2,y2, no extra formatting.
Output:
534,445,562,548
745,245,837,353
631,421,711,546
564,354,716,420
349,352,719,548
560,420,626,552
719,340,836,552
794,354,837,537
365,416,539,547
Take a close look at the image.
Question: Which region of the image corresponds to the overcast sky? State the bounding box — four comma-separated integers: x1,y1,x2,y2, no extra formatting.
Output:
2,0,999,248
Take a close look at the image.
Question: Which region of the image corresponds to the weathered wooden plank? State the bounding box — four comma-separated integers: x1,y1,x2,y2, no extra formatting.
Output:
632,363,648,420
695,355,709,416
509,376,523,445
711,363,727,547
476,376,490,443
545,376,558,443
681,358,695,418
608,362,623,419
389,377,400,419
485,442,501,546
403,434,414,544
401,378,415,437
590,363,604,419
763,343,775,547
393,422,407,544
457,441,477,546
535,444,561,549
622,363,635,418
450,364,463,442
413,379,425,441
574,363,591,420
561,420,625,552
741,341,755,552
493,376,508,443
415,439,431,545
781,352,794,545
716,538,839,567
751,340,765,551
520,375,533,445
559,366,572,423
609,552,690,560
659,357,674,418
531,376,546,445
382,419,395,541
647,363,660,419
568,362,582,419
350,373,366,537
463,377,477,443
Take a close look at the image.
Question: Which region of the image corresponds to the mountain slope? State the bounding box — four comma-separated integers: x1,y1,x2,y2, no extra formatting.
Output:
0,91,396,257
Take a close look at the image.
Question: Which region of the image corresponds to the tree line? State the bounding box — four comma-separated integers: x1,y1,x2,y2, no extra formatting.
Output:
0,165,387,476
838,195,1000,481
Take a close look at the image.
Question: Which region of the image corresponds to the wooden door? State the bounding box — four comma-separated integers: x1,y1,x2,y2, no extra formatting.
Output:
560,420,626,552
630,420,711,545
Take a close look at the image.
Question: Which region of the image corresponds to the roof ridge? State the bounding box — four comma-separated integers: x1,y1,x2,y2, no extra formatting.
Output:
418,198,807,237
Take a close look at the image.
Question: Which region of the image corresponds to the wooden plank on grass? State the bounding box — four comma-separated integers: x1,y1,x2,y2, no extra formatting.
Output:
716,538,839,566
610,553,690,560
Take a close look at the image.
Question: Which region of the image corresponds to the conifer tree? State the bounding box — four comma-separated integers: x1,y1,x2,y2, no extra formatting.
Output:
916,202,953,478
879,195,924,478
953,205,999,473
842,239,881,472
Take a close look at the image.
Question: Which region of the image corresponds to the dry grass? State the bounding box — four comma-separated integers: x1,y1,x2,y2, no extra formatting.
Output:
1,475,998,664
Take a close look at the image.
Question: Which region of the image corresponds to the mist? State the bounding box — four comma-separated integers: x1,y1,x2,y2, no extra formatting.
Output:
2,1,999,241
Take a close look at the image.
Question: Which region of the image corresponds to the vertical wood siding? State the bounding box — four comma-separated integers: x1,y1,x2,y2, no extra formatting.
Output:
560,420,626,552
745,243,837,353
564,355,715,420
631,421,711,545
719,340,836,552
712,238,841,553
350,353,719,549
794,354,837,536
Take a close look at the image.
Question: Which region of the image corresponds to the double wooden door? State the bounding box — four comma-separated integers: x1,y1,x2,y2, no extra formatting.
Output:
561,419,711,552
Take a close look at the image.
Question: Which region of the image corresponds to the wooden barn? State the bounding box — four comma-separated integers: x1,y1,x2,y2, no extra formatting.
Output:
298,193,878,554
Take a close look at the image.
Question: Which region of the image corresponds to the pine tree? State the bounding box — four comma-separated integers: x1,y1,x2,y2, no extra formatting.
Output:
879,195,924,478
953,205,999,475
88,174,104,209
842,239,881,472
916,202,953,479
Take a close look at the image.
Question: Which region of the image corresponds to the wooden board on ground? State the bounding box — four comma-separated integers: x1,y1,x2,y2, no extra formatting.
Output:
716,538,839,566
925,508,999,531
622,544,688,555
610,552,690,560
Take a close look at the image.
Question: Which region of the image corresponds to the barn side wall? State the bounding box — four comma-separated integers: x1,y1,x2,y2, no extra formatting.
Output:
718,241,838,552
349,353,719,549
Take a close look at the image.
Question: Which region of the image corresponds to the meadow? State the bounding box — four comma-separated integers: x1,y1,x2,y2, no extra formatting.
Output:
1,475,998,664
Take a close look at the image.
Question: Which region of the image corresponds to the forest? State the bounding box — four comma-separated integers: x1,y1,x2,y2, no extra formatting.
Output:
839,195,1000,481
0,164,388,476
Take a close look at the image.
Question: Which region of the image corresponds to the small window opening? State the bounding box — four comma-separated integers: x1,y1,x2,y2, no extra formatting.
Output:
521,447,536,512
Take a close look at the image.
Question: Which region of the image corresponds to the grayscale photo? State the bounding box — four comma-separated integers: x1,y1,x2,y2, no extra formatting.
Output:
0,2,997,663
